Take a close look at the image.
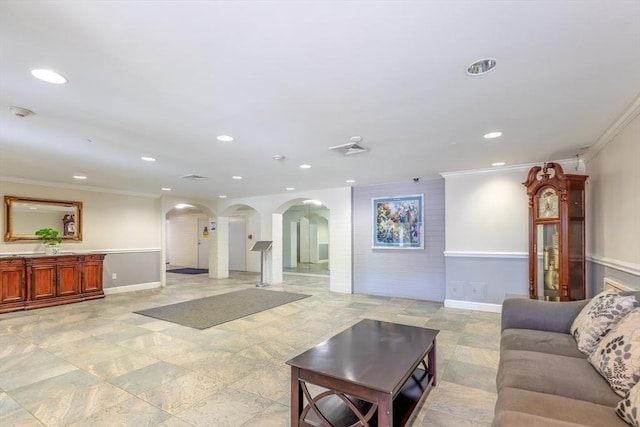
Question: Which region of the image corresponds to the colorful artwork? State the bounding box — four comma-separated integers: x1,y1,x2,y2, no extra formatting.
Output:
372,195,423,249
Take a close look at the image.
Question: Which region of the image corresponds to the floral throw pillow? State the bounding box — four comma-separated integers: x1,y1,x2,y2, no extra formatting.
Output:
589,308,640,397
570,290,639,355
617,379,640,426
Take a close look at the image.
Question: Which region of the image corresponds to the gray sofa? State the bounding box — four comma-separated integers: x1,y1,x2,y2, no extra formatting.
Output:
493,297,629,427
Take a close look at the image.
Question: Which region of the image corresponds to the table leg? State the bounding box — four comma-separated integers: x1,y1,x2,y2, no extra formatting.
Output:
290,366,302,427
429,338,437,386
377,391,392,427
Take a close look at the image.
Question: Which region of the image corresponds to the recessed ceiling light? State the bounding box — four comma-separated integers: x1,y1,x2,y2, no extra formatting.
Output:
219,195,227,199
141,156,156,162
161,187,171,191
217,135,234,142
483,131,502,139
272,154,285,160
73,175,87,180
232,175,243,180
466,58,497,76
492,162,506,167
286,187,295,191
175,203,195,209
31,69,67,84
299,164,311,169
346,179,356,184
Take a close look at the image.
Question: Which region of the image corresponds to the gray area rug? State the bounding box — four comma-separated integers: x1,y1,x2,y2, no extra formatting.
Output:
134,288,310,329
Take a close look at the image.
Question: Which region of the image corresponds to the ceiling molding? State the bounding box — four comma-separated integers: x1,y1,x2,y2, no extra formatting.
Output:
583,91,640,163
0,176,160,199
440,158,584,178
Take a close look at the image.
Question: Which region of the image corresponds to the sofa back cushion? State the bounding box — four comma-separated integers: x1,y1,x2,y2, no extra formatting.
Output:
589,308,640,397
570,290,639,355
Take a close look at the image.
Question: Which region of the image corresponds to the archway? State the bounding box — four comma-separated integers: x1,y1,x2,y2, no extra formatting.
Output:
282,201,330,276
166,205,214,270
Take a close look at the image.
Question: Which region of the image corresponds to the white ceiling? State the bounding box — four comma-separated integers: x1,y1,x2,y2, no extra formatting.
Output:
1,1,639,199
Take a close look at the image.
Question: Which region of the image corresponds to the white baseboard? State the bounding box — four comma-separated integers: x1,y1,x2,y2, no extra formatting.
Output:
104,281,161,295
444,299,502,313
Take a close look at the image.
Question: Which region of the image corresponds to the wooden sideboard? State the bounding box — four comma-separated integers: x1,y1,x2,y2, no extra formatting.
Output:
0,253,106,313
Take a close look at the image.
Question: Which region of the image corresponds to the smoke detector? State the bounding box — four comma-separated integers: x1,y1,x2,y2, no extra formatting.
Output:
329,136,368,156
181,174,209,181
8,106,35,117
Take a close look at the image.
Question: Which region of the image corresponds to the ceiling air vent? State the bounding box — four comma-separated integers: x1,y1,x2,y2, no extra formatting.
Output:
181,174,209,181
329,136,368,156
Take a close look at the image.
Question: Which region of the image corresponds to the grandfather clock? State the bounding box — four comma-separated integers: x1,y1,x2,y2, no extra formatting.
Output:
524,162,588,301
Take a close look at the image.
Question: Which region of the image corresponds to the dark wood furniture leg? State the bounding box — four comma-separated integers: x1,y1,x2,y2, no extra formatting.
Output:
291,366,302,427
429,338,437,386
377,391,392,427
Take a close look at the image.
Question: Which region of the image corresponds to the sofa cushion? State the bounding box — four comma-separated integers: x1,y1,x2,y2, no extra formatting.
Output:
589,308,640,397
492,410,609,427
501,328,586,359
501,298,589,334
497,349,620,406
493,387,627,427
570,290,639,355
616,380,640,426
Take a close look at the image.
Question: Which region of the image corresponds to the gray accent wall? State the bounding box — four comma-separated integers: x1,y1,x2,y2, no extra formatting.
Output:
102,250,161,289
445,255,528,304
352,179,445,301
587,261,640,295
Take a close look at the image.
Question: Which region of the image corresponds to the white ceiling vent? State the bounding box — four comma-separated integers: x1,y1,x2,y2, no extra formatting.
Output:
181,174,209,181
329,136,368,156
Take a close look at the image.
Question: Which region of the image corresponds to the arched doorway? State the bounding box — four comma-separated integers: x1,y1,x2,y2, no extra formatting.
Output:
282,201,329,276
165,204,215,273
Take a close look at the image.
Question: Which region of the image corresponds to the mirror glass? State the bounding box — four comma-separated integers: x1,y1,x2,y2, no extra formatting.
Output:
4,196,83,241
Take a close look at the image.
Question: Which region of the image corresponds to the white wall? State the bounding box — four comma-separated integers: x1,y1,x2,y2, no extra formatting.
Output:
0,180,161,253
445,168,531,254
586,113,640,269
585,111,640,289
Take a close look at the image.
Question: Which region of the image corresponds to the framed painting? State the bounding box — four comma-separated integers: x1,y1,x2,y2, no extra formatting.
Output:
372,194,424,249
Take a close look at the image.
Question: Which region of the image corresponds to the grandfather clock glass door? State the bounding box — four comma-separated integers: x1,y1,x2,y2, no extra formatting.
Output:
536,222,561,300
524,163,587,301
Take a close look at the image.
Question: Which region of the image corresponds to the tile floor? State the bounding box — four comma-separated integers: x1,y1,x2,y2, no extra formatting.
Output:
0,272,501,426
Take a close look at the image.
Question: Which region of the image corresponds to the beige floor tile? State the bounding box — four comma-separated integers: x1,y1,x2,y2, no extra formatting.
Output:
0,272,501,427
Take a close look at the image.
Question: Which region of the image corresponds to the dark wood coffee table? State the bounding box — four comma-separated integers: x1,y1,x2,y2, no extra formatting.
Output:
286,319,438,427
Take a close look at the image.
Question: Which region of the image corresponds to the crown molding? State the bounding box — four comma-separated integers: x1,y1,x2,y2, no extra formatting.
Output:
0,176,159,198
440,158,584,178
583,92,640,163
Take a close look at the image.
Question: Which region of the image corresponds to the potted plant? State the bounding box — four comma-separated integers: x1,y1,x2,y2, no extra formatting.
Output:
35,228,62,254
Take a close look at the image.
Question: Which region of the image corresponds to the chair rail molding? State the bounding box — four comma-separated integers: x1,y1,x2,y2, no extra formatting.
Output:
444,251,527,259
587,255,640,276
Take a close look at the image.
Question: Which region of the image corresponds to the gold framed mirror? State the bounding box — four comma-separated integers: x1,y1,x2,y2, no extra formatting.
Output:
4,196,83,242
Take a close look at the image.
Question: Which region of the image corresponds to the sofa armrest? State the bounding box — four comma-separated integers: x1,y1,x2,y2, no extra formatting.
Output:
501,298,589,334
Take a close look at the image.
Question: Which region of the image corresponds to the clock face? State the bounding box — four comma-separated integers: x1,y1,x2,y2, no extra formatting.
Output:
538,188,559,218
